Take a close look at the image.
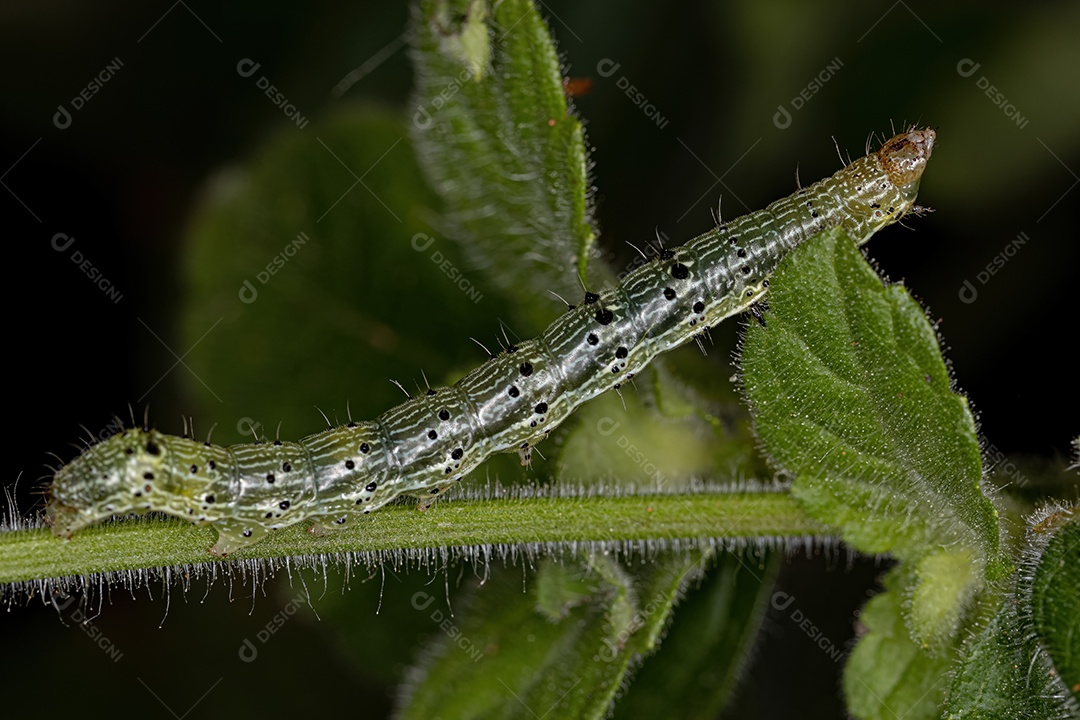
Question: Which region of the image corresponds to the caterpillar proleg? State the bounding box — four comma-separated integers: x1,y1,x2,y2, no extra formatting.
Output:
46,129,935,555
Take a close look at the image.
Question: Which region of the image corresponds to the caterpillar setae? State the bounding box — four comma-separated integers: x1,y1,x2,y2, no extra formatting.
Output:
46,128,936,555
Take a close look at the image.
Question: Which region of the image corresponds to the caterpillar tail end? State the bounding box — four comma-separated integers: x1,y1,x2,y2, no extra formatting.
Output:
44,498,83,540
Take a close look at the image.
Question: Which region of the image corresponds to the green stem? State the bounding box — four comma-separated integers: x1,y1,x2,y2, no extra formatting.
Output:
0,491,824,586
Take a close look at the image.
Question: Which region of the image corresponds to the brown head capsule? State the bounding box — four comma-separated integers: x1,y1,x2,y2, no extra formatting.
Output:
878,128,935,189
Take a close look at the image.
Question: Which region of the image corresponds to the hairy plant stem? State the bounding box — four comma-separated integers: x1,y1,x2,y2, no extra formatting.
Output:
0,490,824,586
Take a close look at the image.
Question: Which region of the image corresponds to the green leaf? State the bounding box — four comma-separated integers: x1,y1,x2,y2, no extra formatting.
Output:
556,365,758,490
909,547,983,655
611,551,778,720
946,611,1047,719
944,502,1078,719
843,568,954,720
409,0,600,329
1029,503,1079,705
179,107,502,441
741,227,1012,651
410,0,760,495
535,558,597,619
396,553,708,720
290,570,467,688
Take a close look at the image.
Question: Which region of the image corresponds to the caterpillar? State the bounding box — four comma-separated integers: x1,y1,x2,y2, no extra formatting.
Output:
46,128,936,556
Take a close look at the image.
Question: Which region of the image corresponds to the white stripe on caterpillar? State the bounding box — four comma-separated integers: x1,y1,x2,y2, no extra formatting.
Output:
46,129,936,555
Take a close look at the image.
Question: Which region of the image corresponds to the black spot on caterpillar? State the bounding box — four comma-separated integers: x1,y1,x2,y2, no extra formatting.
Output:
46,129,935,555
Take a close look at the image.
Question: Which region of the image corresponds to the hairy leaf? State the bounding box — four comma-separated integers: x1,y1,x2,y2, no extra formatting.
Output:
611,551,778,719
396,553,708,719
945,502,1078,718
1029,503,1079,705
741,228,1012,653
180,108,499,441
409,0,600,329
843,568,954,720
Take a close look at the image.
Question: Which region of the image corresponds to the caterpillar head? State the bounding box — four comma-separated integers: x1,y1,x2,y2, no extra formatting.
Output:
878,128,935,193
46,429,185,539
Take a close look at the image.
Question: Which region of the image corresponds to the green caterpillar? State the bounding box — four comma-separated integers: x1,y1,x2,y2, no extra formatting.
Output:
47,129,936,555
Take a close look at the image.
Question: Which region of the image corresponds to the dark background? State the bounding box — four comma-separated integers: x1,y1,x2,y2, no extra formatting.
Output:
3,2,1077,718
